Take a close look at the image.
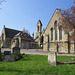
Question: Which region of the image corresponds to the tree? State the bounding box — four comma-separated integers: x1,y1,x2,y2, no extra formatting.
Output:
0,0,6,5
58,0,75,41
57,0,75,53
23,27,30,35
0,0,6,9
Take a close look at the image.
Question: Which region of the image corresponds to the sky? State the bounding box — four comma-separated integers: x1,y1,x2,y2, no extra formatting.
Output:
0,0,74,37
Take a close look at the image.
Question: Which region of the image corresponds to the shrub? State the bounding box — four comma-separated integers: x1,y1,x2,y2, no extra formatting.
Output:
13,53,22,61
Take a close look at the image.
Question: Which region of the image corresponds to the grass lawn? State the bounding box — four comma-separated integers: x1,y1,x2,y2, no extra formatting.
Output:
0,54,75,75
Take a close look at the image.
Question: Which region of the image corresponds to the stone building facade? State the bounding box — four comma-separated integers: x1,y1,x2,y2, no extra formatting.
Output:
11,32,37,49
1,25,36,49
1,25,20,48
35,9,75,53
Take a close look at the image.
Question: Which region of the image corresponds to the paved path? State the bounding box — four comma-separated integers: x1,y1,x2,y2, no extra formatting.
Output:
20,49,48,55
1,48,75,56
20,49,75,56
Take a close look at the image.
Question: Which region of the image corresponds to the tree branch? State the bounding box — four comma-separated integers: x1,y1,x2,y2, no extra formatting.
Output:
0,0,6,5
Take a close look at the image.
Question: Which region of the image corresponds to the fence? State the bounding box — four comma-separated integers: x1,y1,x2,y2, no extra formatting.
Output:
1,42,40,49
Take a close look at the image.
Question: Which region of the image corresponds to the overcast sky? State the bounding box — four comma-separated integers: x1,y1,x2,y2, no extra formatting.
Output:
0,0,74,37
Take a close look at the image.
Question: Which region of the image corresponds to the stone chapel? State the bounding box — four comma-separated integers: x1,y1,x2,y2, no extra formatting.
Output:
0,25,37,49
0,8,75,54
35,9,75,53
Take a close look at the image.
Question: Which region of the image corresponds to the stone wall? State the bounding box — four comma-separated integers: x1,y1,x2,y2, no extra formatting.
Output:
42,9,71,53
69,41,75,53
49,43,57,52
43,41,75,53
5,38,11,48
70,43,74,53
58,42,68,53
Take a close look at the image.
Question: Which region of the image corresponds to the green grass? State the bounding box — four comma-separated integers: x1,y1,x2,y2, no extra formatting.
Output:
0,54,75,75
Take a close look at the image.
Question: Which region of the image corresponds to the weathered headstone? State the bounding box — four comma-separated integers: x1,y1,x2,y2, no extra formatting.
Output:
3,51,15,62
11,47,20,53
48,52,57,66
3,55,15,62
4,51,11,55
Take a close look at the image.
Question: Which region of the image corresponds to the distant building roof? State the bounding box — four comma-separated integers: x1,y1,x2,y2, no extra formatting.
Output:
5,27,21,38
14,32,34,42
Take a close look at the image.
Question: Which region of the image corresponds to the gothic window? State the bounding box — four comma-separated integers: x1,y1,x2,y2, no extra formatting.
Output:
51,28,53,41
59,27,62,40
55,21,57,40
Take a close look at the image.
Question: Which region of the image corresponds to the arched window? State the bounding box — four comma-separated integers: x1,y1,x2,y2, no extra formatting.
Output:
59,27,62,40
51,28,53,40
55,21,57,40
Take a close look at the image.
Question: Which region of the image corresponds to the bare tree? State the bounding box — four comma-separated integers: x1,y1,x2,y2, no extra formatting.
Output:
23,27,30,35
0,0,6,9
25,29,30,35
0,0,6,5
57,0,75,53
58,0,75,41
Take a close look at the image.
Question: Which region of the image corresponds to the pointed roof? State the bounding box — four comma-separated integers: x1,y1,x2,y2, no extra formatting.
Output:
37,20,42,26
5,27,21,38
44,8,62,31
14,32,35,42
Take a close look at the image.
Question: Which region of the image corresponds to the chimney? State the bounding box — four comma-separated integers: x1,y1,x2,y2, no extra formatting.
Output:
32,32,34,39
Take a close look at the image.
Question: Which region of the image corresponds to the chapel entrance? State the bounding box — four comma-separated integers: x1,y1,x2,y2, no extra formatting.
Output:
40,35,44,49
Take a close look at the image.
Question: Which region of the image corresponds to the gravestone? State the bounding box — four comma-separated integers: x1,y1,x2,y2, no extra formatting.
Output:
3,55,15,62
4,51,11,55
3,51,15,62
11,47,20,54
48,52,57,66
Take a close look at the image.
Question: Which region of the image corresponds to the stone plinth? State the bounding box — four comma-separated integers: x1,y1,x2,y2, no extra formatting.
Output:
48,52,57,66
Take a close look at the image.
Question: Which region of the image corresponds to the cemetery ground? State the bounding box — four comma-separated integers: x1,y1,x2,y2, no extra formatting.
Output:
0,54,75,75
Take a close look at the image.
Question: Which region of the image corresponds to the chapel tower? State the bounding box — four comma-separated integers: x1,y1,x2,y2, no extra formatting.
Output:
35,20,42,39
35,20,42,48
